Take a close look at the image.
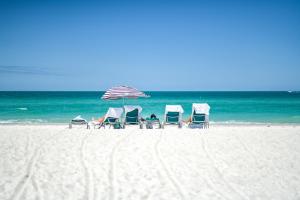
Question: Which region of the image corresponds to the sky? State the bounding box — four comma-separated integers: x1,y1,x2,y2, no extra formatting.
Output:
0,0,300,91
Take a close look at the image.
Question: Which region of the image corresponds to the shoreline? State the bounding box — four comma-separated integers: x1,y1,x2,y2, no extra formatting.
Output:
1,122,300,127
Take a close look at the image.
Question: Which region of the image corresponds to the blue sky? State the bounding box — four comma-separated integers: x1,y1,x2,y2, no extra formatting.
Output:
0,0,300,91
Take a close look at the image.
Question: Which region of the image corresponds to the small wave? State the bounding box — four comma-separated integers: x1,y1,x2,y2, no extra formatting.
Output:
17,107,28,111
0,119,47,124
211,120,300,125
210,120,266,125
0,120,19,124
291,116,300,119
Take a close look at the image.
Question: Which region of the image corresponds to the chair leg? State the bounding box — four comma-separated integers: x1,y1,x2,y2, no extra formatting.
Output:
179,122,182,128
100,123,105,129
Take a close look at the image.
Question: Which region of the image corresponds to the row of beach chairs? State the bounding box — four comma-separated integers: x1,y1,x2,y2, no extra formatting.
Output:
70,103,210,129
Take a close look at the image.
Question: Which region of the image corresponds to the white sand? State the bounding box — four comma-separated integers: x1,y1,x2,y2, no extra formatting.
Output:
0,125,300,200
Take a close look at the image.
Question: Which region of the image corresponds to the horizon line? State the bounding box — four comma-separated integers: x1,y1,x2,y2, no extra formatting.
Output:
0,90,298,92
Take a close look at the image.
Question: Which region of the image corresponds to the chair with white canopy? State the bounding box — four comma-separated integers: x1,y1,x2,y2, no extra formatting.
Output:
190,103,210,128
162,105,184,128
91,107,123,129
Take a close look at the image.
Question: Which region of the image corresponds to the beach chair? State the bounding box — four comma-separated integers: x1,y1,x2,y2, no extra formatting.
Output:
69,115,89,129
189,103,210,128
91,107,123,129
103,107,124,129
103,117,123,129
123,105,143,129
145,115,162,129
162,105,184,128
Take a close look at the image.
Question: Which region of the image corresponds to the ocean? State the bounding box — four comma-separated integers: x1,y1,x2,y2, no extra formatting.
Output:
0,91,299,124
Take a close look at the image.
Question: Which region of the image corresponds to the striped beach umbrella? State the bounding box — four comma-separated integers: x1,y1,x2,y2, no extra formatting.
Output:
101,85,149,100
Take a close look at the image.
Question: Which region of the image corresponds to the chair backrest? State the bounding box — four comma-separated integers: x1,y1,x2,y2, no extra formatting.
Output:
192,111,206,123
71,120,87,125
104,117,117,124
125,108,139,124
166,112,180,123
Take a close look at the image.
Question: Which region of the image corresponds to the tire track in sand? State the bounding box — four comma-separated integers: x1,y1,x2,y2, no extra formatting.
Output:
10,128,67,200
31,174,43,200
154,133,186,200
108,134,131,200
233,134,260,167
172,152,231,200
80,134,96,200
201,136,249,200
10,147,40,200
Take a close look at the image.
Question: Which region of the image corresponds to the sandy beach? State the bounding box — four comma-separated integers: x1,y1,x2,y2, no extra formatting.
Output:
0,125,300,200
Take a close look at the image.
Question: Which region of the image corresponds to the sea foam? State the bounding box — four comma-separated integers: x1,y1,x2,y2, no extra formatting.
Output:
17,107,28,111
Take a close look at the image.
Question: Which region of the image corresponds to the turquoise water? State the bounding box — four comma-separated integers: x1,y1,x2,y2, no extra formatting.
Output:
0,91,300,124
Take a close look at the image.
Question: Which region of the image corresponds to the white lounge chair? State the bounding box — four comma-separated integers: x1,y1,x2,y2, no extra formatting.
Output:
123,105,143,129
91,107,123,129
69,115,89,129
162,105,184,128
189,103,210,128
